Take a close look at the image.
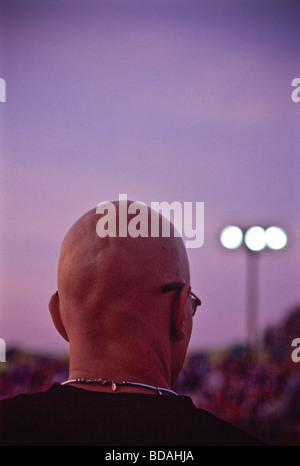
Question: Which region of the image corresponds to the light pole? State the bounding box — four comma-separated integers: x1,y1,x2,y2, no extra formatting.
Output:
220,225,287,346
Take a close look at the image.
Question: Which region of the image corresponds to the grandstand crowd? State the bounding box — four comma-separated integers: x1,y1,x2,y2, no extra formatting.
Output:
1,306,299,446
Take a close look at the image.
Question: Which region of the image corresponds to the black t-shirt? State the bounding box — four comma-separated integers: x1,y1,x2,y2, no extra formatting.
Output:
0,383,265,446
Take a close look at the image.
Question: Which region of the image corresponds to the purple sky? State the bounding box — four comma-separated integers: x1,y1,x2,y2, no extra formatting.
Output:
0,0,299,355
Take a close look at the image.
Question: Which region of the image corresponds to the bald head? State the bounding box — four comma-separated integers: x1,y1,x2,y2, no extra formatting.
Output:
57,201,190,322
50,200,193,388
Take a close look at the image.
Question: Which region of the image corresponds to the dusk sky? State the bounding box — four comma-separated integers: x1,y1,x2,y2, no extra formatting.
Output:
0,0,299,356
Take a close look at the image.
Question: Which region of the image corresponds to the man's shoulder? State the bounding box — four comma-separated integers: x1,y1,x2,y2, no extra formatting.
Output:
190,404,266,445
0,385,266,446
0,387,52,417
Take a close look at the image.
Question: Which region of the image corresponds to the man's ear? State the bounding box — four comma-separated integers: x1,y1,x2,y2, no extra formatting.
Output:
49,292,69,342
170,284,190,342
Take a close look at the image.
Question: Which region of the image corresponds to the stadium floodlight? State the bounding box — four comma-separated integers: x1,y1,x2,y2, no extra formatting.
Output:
220,223,287,346
265,226,287,250
244,226,266,252
220,225,243,249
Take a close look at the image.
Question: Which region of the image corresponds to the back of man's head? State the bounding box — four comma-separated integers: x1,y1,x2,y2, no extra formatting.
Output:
49,199,193,388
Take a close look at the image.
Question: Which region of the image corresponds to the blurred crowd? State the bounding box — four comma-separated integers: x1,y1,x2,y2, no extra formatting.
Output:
175,306,300,445
1,306,299,446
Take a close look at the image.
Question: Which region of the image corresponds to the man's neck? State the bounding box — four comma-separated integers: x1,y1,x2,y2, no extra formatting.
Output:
67,340,172,394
